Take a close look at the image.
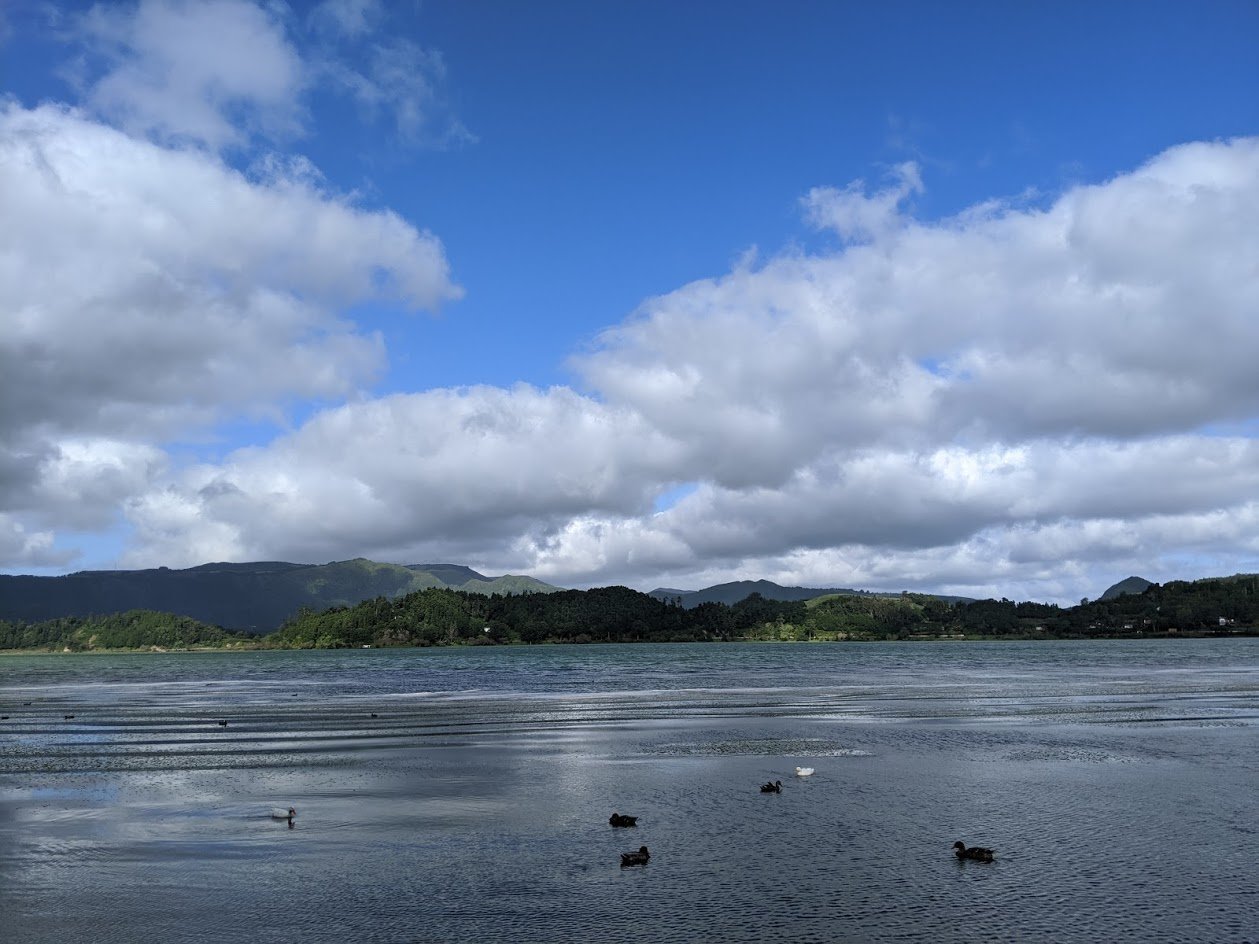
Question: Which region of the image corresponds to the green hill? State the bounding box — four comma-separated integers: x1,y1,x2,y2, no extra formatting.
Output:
649,579,970,608
649,579,869,607
3,572,1257,652
0,558,562,632
407,563,487,584
0,609,252,651
1099,576,1154,600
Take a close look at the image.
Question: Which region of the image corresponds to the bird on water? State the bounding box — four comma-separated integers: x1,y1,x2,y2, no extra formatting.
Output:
620,846,650,867
760,780,782,793
953,841,995,862
609,813,638,827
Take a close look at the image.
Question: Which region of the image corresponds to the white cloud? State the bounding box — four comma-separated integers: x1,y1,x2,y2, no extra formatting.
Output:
67,0,473,153
5,119,1257,602
580,138,1259,461
0,101,458,552
32,439,168,530
76,0,306,151
119,385,684,568
309,0,384,39
318,37,476,148
803,160,923,243
0,515,68,570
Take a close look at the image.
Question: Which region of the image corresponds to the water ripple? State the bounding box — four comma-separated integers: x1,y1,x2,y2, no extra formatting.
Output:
2,640,1256,942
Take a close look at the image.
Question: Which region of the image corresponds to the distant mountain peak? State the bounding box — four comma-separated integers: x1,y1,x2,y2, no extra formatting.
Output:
406,563,489,585
0,559,561,631
1100,576,1154,600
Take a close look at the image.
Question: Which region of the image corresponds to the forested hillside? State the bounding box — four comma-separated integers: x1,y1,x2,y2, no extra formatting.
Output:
3,575,1255,652
0,610,253,651
270,574,1259,648
0,558,560,630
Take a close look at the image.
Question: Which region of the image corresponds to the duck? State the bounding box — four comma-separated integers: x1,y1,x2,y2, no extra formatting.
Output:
620,846,650,867
794,766,814,777
609,812,638,827
63,714,75,720
760,780,782,793
271,807,296,821
953,841,994,862
218,720,229,727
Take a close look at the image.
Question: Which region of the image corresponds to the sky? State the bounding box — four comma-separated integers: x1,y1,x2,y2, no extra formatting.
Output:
2,0,1258,604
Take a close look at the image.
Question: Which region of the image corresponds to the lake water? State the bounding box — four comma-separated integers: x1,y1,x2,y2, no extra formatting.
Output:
1,639,1257,943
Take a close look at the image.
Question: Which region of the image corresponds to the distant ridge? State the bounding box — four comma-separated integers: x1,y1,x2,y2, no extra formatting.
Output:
648,579,971,609
1100,576,1155,600
0,559,562,632
648,587,695,600
407,563,488,585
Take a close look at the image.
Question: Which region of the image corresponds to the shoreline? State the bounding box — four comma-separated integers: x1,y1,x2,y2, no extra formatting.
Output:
2,630,1256,657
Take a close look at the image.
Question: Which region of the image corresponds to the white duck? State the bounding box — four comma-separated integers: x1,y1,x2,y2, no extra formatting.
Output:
794,766,815,777
271,806,296,821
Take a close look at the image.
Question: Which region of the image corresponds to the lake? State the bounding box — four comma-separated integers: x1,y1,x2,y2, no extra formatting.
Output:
1,639,1256,942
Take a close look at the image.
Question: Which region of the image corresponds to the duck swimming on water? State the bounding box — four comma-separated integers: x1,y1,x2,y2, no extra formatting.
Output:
271,807,296,822
794,766,814,777
760,780,782,793
953,841,994,862
620,846,650,867
609,813,638,827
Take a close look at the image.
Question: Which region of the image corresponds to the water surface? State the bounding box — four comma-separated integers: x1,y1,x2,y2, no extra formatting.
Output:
2,640,1256,942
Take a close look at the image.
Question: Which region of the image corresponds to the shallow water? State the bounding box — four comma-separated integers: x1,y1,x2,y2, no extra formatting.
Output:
1,640,1257,942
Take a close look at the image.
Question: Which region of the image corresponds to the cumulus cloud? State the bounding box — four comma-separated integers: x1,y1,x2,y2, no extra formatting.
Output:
0,100,458,555
108,136,1259,601
65,0,472,153
497,433,1259,596
120,385,684,568
803,160,924,243
580,138,1259,458
74,0,306,151
0,515,67,570
4,92,1256,601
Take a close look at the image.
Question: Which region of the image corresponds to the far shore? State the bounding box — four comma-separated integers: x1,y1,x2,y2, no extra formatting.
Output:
3,630,1256,658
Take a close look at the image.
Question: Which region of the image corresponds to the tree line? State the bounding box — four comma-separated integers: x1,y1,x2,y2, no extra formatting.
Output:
2,574,1257,651
0,609,253,651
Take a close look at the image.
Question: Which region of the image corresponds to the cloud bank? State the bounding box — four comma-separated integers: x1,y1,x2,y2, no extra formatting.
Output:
2,3,1256,602
0,99,458,566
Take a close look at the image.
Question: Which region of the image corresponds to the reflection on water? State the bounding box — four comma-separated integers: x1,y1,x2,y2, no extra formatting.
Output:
1,640,1257,942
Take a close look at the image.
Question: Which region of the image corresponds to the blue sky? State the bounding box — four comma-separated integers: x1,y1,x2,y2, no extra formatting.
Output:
2,0,1257,603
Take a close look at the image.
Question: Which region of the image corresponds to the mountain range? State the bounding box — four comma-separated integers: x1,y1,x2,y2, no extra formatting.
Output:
0,559,559,632
647,579,974,608
0,559,1148,633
